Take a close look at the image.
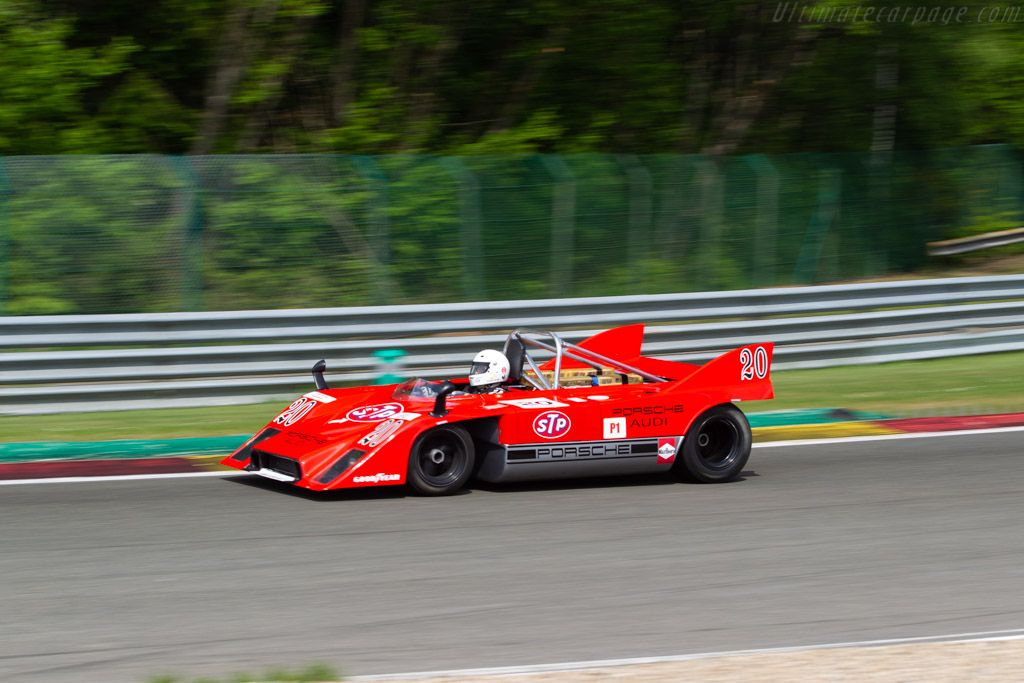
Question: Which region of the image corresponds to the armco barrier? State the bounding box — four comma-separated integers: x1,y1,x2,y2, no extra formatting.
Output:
2,274,1023,415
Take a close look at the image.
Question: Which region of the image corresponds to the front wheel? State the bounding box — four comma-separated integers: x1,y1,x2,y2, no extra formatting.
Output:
407,425,475,496
674,404,751,483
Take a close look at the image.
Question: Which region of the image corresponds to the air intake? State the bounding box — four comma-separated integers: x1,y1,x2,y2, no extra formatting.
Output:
316,449,368,485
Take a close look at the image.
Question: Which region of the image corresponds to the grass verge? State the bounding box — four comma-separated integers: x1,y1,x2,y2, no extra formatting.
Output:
2,351,1023,444
148,663,340,683
743,350,1024,416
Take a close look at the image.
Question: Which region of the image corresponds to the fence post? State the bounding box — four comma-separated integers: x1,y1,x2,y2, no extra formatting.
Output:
868,149,893,276
615,154,653,293
746,155,779,288
794,165,841,284
540,155,576,297
0,155,8,315
169,156,204,311
439,157,484,300
1013,147,1024,231
997,145,1024,229
694,157,723,289
351,155,392,303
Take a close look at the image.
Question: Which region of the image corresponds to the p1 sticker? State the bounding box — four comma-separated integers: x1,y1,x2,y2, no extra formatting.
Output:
657,437,677,463
346,402,404,422
603,417,626,439
533,411,572,439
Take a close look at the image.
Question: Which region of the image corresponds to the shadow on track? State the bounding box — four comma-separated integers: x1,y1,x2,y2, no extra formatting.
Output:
226,474,410,502
473,470,757,494
226,467,758,503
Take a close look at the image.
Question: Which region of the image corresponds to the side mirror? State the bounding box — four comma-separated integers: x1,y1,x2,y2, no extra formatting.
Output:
312,359,329,391
430,381,456,418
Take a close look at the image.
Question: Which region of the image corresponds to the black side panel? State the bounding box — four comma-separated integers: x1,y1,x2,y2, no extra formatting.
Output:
475,437,672,483
230,427,281,461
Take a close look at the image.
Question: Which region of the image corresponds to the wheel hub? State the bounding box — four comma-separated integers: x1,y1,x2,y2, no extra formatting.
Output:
697,433,710,448
428,448,446,464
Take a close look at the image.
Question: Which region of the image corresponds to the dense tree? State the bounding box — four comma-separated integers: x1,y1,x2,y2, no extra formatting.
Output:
3,0,1024,314
2,0,1024,156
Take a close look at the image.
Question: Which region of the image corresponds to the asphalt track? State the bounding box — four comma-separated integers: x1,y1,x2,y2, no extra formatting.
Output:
1,432,1023,683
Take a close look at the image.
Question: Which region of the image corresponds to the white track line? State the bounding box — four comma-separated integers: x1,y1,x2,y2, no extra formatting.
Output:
0,470,248,486
349,628,1024,681
2,425,1023,486
754,424,1024,448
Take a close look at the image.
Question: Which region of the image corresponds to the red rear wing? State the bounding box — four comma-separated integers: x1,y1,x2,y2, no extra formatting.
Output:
539,324,646,371
680,343,775,401
528,325,772,395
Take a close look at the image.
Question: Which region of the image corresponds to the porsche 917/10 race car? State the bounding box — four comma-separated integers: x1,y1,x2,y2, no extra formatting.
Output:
221,325,774,495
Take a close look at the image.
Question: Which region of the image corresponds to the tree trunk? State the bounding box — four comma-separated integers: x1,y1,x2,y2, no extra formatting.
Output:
700,25,817,156
189,0,281,155
331,0,366,127
678,26,712,153
399,31,460,152
485,26,569,136
236,14,317,151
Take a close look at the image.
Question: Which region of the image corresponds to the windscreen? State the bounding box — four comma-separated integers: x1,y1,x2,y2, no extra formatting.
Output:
392,378,440,400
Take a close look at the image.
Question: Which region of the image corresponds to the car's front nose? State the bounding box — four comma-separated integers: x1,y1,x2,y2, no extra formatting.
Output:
247,449,304,482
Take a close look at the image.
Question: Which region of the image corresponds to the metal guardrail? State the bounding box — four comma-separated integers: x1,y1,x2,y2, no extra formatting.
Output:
927,227,1024,255
2,274,1023,415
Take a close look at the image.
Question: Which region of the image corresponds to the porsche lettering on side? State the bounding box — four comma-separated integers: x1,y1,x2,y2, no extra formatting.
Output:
220,325,774,495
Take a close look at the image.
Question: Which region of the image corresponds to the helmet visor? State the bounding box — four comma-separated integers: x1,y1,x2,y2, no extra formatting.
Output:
470,361,491,375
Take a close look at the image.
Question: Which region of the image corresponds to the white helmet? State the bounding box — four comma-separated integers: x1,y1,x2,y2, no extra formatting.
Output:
469,349,510,387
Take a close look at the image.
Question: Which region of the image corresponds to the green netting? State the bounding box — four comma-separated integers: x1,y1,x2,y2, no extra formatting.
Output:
0,146,1020,315
4,155,188,314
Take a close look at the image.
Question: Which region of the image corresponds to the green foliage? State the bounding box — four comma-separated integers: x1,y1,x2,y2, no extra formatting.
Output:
3,1,1024,313
4,0,1024,156
0,2,136,154
145,661,341,683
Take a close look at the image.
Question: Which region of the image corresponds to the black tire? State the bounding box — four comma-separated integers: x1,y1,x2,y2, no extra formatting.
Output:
674,404,751,483
407,425,475,496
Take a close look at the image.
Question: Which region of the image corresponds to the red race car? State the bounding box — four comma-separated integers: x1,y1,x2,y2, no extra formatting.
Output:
221,325,774,495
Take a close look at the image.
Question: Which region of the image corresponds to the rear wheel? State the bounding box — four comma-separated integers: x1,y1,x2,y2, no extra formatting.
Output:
675,404,751,483
407,425,475,496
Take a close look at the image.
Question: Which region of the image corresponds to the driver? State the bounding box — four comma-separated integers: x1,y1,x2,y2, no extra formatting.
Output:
467,349,510,394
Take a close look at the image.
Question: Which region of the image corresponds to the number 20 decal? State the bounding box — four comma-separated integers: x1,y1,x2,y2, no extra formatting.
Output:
740,346,769,381
274,397,316,426
358,419,404,448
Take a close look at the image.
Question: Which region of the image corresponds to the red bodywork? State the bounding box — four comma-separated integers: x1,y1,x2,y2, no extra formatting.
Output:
220,325,774,490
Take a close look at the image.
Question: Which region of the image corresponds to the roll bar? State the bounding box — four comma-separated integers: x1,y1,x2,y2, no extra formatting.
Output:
502,328,666,390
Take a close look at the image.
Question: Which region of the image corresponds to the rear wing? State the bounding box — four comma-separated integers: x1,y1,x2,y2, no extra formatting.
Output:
680,343,775,401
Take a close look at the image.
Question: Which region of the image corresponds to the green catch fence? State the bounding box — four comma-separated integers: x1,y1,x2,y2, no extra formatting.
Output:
0,145,1020,315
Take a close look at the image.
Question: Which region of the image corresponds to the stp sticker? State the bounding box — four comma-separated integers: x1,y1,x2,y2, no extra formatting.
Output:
657,437,677,463
346,402,404,422
533,411,572,439
603,417,627,439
